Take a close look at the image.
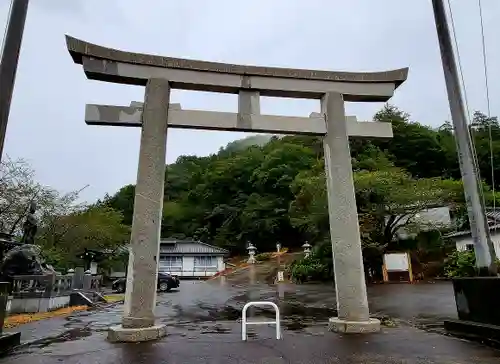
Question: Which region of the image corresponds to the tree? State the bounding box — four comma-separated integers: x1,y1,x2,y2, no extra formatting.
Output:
469,111,500,189
0,157,38,235
102,184,135,225
0,158,131,271
101,104,500,273
289,165,329,242
354,168,463,249
0,157,82,237
37,206,130,270
372,105,450,178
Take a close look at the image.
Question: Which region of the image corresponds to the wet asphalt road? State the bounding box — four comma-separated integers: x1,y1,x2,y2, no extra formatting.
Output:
2,279,499,363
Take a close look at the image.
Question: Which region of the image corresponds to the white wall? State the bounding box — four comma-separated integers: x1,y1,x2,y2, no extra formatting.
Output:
9,296,70,314
158,255,225,277
217,256,226,272
455,231,500,258
183,256,194,272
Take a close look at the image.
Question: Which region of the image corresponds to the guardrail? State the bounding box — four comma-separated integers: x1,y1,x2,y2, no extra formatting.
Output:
241,301,281,341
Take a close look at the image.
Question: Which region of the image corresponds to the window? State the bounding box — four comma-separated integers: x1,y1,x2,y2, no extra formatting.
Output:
194,256,217,271
159,255,182,272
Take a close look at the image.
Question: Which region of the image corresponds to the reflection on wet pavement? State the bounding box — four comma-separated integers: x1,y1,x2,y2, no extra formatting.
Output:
3,278,500,363
3,279,462,356
96,281,451,332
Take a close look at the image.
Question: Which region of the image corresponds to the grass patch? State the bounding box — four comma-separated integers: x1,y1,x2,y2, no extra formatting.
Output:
103,294,125,303
4,305,89,329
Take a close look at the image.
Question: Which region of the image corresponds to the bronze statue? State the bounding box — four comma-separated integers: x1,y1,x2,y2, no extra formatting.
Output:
0,244,56,280
21,202,38,245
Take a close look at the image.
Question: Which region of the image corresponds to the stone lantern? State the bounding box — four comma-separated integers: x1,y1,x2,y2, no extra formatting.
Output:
302,241,312,258
247,243,257,264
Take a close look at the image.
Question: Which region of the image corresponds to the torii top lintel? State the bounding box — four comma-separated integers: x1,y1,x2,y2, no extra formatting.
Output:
66,35,408,101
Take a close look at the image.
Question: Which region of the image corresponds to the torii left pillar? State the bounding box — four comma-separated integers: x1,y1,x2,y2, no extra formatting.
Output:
108,78,170,342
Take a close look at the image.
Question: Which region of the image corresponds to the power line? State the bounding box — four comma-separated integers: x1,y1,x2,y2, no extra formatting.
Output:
446,0,488,211
433,0,497,272
445,0,471,121
477,0,496,228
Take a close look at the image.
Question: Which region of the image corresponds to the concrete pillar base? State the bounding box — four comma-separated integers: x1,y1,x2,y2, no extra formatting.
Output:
328,317,380,334
107,324,167,343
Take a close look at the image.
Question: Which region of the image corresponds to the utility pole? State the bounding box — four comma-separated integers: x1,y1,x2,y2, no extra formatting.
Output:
0,0,30,162
431,0,497,275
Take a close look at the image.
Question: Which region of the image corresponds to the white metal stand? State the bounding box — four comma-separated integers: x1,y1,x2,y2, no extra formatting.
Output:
241,301,281,341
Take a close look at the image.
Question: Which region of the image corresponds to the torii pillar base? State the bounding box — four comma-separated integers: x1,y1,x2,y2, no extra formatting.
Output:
328,318,380,334
107,324,167,343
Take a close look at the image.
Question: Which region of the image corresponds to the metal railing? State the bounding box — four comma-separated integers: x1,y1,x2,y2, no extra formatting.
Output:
241,301,281,341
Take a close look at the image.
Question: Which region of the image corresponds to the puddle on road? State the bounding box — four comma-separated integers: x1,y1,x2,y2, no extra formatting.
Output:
163,294,336,333
25,326,93,349
284,320,308,331
5,281,473,357
200,324,232,334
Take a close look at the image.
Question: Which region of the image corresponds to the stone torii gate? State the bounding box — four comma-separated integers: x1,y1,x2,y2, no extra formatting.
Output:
65,35,408,342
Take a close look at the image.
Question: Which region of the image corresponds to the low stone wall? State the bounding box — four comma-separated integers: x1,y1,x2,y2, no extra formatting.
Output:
8,295,70,314
6,273,101,314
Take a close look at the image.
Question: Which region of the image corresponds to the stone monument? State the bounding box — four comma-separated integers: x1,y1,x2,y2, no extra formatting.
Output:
65,35,408,341
302,241,312,258
247,243,257,264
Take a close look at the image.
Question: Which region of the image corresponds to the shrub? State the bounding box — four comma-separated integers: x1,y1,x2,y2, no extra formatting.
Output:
289,256,331,283
255,252,274,261
444,250,477,278
444,250,500,278
289,240,333,283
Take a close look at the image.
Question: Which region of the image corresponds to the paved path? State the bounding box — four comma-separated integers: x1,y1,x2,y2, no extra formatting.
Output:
2,280,499,363
4,322,500,364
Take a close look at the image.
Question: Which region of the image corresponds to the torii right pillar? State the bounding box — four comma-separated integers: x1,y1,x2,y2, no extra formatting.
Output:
322,92,379,333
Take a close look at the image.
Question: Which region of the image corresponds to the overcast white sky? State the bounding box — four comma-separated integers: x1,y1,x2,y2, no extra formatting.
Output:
1,0,499,203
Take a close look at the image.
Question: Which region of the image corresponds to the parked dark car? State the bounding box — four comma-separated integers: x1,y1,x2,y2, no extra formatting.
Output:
112,272,179,293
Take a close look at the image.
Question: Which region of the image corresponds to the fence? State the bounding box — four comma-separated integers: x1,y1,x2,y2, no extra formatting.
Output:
6,273,102,314
10,274,101,297
10,274,72,299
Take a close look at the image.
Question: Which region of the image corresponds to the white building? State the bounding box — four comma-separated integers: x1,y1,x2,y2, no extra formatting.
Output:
158,239,228,278
446,224,500,258
385,204,500,257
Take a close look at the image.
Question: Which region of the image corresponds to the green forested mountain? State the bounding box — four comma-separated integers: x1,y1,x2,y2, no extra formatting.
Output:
102,105,500,257
223,135,274,153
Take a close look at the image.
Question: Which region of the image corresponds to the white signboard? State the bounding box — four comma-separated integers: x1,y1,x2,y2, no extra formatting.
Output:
384,253,409,272
277,271,284,282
